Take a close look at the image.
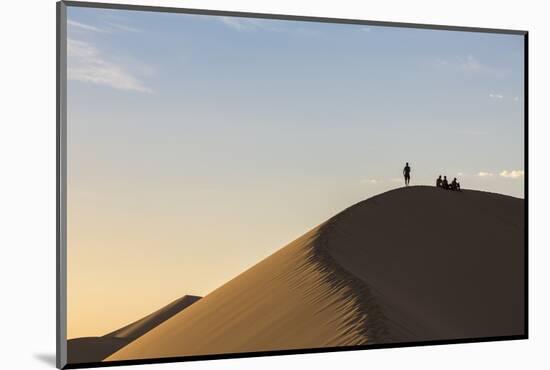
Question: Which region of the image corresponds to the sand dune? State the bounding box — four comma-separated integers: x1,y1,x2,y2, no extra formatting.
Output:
68,295,200,364
105,295,201,339
107,186,524,361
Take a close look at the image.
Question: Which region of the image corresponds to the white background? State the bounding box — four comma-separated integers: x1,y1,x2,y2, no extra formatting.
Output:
0,0,547,369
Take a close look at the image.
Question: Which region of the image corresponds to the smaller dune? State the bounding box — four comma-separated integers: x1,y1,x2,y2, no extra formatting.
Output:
67,295,201,364
105,295,201,339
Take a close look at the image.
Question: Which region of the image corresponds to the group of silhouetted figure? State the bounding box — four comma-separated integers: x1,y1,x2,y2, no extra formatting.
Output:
436,175,461,191
402,162,461,191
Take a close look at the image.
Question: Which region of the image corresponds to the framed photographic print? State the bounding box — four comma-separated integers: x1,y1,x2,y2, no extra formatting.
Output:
56,1,527,368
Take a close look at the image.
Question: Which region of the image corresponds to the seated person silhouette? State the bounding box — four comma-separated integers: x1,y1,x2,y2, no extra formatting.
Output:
442,176,449,190
451,178,458,191
436,175,443,188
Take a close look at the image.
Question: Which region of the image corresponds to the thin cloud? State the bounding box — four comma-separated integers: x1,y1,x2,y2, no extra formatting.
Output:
461,54,482,72
224,17,277,31
489,93,504,99
499,170,524,179
432,54,508,78
434,58,449,66
67,39,153,93
219,16,251,31
360,178,408,184
478,172,494,177
360,27,371,32
360,178,378,184
105,21,141,33
68,19,105,33
216,16,314,35
68,18,141,34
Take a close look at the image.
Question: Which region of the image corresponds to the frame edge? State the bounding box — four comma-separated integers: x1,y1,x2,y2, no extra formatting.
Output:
57,1,68,369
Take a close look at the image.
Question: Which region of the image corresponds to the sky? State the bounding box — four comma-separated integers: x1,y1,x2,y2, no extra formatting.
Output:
66,6,525,338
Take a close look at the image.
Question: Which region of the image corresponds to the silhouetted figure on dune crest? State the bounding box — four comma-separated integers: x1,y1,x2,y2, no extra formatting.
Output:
403,162,411,186
436,175,461,191
451,177,461,191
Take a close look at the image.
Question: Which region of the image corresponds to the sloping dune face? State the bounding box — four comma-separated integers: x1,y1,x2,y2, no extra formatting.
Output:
107,228,384,361
323,186,524,341
107,186,524,361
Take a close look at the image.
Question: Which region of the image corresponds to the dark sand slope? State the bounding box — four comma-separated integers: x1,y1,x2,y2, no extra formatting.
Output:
68,295,201,364
107,186,524,361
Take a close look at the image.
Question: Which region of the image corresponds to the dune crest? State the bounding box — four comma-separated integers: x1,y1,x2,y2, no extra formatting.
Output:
106,295,201,340
107,186,524,361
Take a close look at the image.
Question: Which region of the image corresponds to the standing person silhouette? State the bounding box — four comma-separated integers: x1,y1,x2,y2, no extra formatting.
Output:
403,162,411,186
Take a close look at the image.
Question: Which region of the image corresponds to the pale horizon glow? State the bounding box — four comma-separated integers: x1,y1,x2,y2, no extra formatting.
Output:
66,7,525,338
